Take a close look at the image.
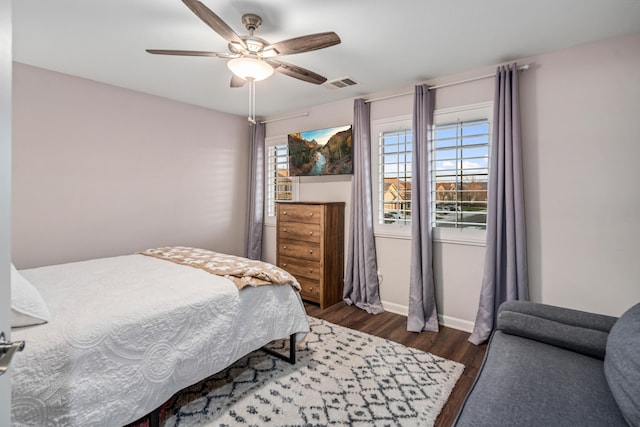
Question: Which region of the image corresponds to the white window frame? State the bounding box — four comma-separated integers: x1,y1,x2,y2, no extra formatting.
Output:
432,102,493,246
264,135,298,226
372,115,413,239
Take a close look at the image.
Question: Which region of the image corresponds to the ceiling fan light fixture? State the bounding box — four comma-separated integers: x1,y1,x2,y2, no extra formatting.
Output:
227,57,274,81
260,46,279,58
245,39,264,53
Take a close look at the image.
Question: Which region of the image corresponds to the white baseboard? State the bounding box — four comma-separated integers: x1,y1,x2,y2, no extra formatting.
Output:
381,301,408,316
381,300,474,333
437,314,474,333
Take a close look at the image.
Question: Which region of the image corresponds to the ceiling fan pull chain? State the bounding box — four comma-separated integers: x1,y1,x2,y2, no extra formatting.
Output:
248,78,256,124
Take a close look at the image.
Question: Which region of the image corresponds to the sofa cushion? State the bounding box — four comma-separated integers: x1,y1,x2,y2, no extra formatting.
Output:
499,300,618,333
498,310,610,359
604,303,640,426
455,331,627,426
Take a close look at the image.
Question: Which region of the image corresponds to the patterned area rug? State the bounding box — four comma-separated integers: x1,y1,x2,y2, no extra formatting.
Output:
161,317,464,426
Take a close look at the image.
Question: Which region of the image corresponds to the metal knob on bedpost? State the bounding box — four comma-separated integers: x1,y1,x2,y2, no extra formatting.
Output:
0,332,26,375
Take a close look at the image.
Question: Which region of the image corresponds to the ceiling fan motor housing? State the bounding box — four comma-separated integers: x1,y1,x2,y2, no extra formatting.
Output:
242,14,262,32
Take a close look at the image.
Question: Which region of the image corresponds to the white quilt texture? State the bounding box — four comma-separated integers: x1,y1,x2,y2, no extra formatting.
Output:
10,254,310,426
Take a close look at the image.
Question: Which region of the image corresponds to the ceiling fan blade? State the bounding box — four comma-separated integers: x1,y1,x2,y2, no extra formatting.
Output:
146,49,233,58
268,32,341,56
182,0,247,49
268,60,327,85
230,75,247,88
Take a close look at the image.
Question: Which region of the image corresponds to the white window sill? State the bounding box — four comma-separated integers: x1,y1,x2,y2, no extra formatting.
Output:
433,228,486,247
374,231,412,240
373,228,486,246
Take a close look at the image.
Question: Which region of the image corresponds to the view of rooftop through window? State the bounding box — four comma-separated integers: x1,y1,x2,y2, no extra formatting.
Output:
431,119,489,229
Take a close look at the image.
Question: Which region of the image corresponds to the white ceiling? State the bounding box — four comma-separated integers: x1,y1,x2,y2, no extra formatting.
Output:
12,0,640,118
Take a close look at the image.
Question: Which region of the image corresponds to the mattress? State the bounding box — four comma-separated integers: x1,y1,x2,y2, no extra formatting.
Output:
10,254,310,426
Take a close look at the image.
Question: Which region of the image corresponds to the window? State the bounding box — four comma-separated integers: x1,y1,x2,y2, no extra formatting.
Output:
379,129,412,226
266,141,293,219
372,104,491,244
431,119,490,230
373,116,412,237
431,102,492,245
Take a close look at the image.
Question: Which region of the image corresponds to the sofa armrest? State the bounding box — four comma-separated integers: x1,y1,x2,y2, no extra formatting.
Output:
497,301,619,359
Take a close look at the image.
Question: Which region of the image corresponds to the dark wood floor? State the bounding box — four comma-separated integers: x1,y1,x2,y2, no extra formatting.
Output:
304,301,487,427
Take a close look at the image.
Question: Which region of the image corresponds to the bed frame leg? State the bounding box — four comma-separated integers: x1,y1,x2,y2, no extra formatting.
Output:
262,333,296,364
148,406,160,427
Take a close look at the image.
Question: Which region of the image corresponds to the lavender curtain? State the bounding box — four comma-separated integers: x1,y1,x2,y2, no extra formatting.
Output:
245,121,265,260
407,84,439,333
343,98,384,314
469,63,529,345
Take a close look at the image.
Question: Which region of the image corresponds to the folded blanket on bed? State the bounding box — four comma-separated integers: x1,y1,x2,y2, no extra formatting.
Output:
139,246,301,291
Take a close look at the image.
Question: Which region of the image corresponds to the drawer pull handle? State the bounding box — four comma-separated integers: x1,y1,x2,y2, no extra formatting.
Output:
283,211,287,215
309,250,313,254
309,231,313,235
282,263,287,267
309,213,314,217
283,228,287,232
283,245,287,249
309,287,314,291
308,269,313,273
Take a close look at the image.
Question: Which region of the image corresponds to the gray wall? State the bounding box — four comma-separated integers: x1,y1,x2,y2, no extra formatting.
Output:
12,63,250,268
263,32,640,328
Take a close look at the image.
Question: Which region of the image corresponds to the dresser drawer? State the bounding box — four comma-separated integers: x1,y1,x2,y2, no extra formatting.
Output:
278,256,321,281
278,222,321,243
278,204,322,224
278,242,320,261
298,277,320,302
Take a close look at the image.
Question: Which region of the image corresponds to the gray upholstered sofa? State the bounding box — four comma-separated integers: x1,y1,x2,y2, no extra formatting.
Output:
454,300,640,426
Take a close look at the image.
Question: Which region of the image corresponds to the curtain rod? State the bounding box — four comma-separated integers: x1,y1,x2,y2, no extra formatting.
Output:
260,112,309,124
364,64,530,104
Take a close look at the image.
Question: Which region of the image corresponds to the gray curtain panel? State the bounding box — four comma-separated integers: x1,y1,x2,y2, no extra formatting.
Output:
407,84,439,333
343,98,384,314
469,63,529,345
245,121,265,260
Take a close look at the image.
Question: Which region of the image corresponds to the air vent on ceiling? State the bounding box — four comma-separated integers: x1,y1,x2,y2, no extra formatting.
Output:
324,77,358,90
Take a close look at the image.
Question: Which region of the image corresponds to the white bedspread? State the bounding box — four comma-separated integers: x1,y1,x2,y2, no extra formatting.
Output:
10,254,310,426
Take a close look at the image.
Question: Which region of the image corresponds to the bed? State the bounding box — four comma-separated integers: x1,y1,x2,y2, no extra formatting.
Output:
9,247,310,426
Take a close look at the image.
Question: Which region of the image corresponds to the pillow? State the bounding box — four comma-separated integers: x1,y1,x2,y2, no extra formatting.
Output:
604,303,640,426
10,264,51,327
498,310,610,359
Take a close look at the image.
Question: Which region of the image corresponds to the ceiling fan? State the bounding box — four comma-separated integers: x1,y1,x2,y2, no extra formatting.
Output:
146,0,341,87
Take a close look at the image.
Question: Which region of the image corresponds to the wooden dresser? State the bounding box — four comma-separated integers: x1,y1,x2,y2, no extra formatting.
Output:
276,202,345,309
